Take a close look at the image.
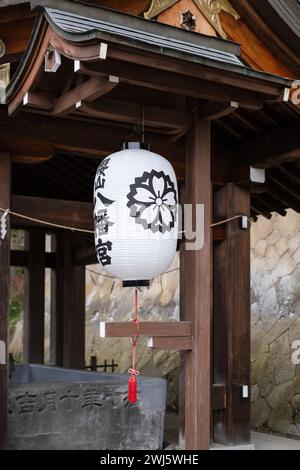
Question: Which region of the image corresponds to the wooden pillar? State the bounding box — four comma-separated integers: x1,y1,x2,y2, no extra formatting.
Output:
50,233,63,365
23,229,46,363
213,183,251,445
179,185,186,449
182,114,212,450
56,231,85,369
0,154,11,449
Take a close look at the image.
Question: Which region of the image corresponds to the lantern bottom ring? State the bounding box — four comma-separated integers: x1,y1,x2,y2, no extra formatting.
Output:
122,280,150,288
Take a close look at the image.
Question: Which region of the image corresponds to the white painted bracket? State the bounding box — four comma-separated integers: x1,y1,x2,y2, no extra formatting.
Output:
109,75,119,84
74,60,80,73
0,340,6,365
242,385,249,399
147,337,154,348
250,167,266,184
240,216,249,230
99,42,108,60
99,322,106,338
45,49,61,73
283,88,290,102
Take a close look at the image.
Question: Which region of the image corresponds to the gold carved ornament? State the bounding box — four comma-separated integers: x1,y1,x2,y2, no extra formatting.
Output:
144,0,240,38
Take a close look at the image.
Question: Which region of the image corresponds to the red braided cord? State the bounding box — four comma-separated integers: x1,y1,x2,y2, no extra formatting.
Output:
129,288,140,376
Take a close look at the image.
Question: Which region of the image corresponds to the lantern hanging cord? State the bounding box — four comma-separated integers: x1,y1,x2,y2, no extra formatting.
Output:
127,288,140,403
0,208,252,236
129,288,140,377
210,215,252,228
0,207,94,234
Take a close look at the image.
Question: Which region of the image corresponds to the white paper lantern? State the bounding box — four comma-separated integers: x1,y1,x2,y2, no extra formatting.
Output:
93,142,178,285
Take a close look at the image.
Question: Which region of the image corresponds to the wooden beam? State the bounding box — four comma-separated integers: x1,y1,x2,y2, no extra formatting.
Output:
198,101,239,120
75,60,265,110
23,229,45,364
48,234,61,366
73,245,97,266
100,321,192,338
182,113,212,450
10,250,56,268
147,336,193,351
11,195,93,231
213,183,251,446
52,76,119,115
23,90,54,111
77,99,192,129
0,153,10,450
0,108,185,161
237,122,300,168
56,232,85,369
213,225,226,242
269,175,300,204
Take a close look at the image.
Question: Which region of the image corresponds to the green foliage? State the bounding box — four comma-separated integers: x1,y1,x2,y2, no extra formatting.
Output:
9,299,23,328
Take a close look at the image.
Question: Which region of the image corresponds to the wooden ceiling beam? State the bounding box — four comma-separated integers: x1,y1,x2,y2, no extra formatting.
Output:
250,202,272,220
269,175,300,204
235,122,300,168
252,194,287,217
11,195,93,231
0,108,185,159
23,90,54,111
267,184,300,213
106,46,284,98
77,99,192,129
74,60,265,110
52,75,119,115
197,101,239,121
20,88,191,130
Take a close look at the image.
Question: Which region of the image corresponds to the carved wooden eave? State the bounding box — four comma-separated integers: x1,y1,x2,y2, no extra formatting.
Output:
144,0,240,38
8,0,292,116
4,0,300,219
144,0,180,19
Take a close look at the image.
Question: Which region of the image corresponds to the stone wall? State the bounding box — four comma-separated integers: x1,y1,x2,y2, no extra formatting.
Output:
251,210,300,437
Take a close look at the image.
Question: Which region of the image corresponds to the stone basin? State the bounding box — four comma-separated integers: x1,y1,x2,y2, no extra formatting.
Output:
9,364,166,450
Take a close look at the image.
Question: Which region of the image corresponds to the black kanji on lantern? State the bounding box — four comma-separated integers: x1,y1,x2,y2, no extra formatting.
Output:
94,158,111,190
95,209,113,237
96,238,113,266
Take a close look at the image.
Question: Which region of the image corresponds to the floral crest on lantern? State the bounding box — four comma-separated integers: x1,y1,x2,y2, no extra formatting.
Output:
127,170,177,234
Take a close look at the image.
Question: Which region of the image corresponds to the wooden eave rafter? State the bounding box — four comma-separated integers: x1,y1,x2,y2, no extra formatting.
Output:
4,2,300,220
7,4,293,116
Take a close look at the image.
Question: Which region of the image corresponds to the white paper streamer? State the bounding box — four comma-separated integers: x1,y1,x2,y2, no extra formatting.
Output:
0,209,9,240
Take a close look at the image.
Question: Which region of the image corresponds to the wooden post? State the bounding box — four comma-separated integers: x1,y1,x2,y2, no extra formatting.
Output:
182,114,212,450
23,229,46,363
50,233,63,365
213,183,251,445
0,154,11,449
56,231,85,369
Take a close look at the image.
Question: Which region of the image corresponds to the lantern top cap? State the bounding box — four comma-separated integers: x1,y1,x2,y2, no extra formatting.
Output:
122,142,150,151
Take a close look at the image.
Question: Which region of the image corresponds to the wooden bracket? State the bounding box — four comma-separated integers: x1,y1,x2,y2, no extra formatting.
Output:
198,101,239,121
52,75,119,115
147,336,193,351
45,48,61,73
99,321,192,338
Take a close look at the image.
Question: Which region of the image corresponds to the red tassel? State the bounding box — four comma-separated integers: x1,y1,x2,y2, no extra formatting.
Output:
128,376,137,403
